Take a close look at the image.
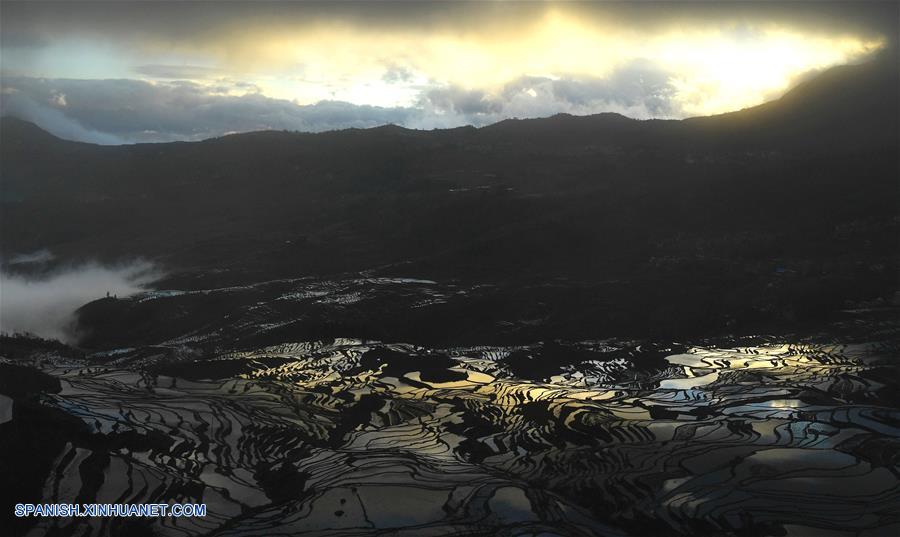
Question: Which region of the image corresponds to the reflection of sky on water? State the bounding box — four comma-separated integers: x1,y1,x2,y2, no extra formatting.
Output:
15,315,900,536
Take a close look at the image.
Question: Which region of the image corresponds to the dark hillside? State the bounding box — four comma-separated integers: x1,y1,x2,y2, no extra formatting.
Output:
2,55,897,341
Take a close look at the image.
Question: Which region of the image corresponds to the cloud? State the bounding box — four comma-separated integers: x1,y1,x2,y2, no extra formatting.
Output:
382,64,415,84
7,249,55,266
50,92,67,107
2,1,895,52
0,47,887,143
2,67,685,143
0,88,124,144
0,258,160,343
412,63,681,128
132,64,225,80
0,76,422,142
497,62,678,119
0,2,888,126
423,87,503,116
415,58,687,125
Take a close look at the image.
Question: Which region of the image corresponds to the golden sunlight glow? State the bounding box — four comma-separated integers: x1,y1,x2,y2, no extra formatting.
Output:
657,28,885,116
144,10,884,116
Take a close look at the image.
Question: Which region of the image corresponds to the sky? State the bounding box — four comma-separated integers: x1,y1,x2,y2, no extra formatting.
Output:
0,1,895,144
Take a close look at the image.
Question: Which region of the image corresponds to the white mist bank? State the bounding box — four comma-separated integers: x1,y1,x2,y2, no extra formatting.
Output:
0,260,160,342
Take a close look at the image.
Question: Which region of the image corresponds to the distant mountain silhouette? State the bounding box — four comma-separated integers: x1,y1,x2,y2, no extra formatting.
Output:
1,55,897,340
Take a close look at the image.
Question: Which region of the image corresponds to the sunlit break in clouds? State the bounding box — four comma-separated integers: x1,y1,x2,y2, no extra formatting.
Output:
0,1,893,143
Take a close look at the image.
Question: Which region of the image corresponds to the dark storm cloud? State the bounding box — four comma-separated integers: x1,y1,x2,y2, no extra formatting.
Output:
0,1,516,49
2,1,895,49
0,77,421,143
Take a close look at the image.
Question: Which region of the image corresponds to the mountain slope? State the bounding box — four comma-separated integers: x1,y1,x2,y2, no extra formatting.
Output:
1,57,897,340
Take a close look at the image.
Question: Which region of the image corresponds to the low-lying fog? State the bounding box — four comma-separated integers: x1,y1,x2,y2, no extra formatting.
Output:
0,257,160,343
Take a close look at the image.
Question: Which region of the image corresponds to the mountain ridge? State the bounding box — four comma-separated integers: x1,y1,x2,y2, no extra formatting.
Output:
1,54,896,341
2,53,896,149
